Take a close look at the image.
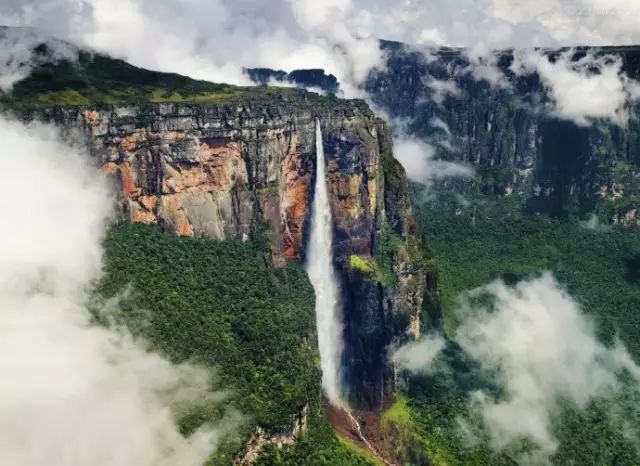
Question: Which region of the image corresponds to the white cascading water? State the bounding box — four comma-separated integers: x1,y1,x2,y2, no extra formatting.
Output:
307,121,392,465
306,119,343,404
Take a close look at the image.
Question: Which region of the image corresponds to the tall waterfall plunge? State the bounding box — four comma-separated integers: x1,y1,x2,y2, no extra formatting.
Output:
306,120,343,404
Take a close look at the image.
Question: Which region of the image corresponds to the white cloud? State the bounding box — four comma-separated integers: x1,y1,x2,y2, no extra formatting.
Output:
0,27,76,90
490,0,640,47
0,0,383,95
424,76,461,104
1,0,640,99
3,0,640,107
454,273,640,461
0,28,39,90
394,272,640,462
511,49,639,126
465,53,511,88
394,137,474,188
357,0,640,50
391,333,446,373
360,0,640,104
417,28,446,46
0,117,231,466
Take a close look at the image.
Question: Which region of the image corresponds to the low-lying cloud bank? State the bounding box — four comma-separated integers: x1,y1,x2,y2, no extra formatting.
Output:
394,137,474,189
392,117,474,191
0,117,230,466
0,27,76,90
391,333,446,374
393,272,640,463
416,46,640,128
511,50,640,126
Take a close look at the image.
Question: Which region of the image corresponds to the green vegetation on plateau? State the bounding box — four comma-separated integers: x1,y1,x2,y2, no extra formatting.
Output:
0,44,333,108
96,223,375,465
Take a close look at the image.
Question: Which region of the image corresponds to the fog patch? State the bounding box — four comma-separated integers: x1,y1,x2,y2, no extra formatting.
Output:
0,27,76,90
394,137,474,189
0,0,382,96
394,273,640,463
458,274,640,462
579,214,612,232
424,76,461,104
262,77,329,96
511,50,640,126
0,117,233,466
392,333,446,374
466,51,511,88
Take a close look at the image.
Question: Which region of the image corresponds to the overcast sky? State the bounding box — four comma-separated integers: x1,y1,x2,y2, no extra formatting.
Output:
356,0,640,48
1,0,640,90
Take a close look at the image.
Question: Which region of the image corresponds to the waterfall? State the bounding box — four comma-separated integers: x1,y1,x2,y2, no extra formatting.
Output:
306,121,391,465
306,119,343,404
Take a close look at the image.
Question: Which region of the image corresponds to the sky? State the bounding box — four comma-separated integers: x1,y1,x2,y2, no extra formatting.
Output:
1,0,640,92
357,0,640,51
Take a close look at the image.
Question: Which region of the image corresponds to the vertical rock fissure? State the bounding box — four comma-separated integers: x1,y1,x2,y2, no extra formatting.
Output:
306,119,343,404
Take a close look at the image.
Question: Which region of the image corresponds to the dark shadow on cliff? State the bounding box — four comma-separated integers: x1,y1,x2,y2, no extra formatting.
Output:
624,254,640,284
525,118,594,218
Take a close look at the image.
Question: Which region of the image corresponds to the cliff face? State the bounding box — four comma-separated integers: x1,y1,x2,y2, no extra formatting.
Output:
365,43,640,223
29,93,434,409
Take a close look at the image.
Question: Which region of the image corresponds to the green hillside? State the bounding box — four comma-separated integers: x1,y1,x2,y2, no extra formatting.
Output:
95,223,375,465
0,43,319,108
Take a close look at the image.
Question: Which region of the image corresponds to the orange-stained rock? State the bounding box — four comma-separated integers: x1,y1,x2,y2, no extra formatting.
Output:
139,195,157,211
130,201,156,224
282,179,309,258
102,134,251,239
331,174,363,219
84,110,98,126
177,215,194,236
119,163,141,198
200,139,247,187
367,179,377,215
280,132,311,259
101,162,142,198
159,139,246,194
158,195,194,237
120,133,143,152
101,162,119,176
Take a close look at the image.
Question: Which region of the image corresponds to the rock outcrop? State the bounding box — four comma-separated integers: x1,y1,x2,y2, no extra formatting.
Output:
27,91,436,409
238,405,309,465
